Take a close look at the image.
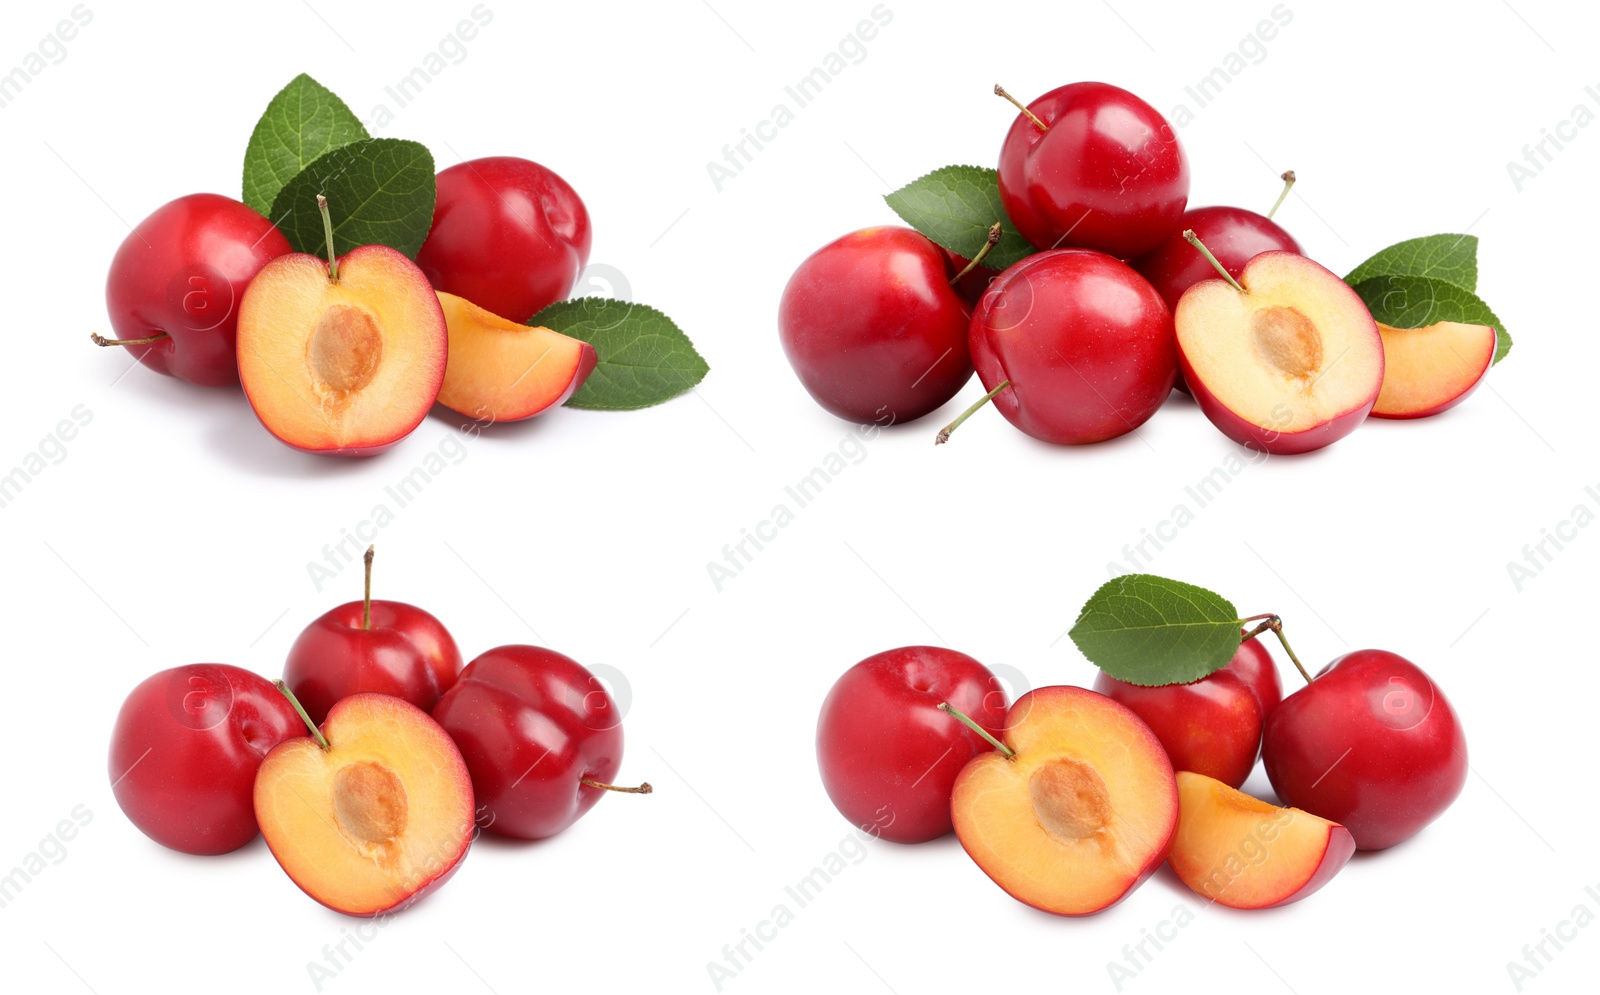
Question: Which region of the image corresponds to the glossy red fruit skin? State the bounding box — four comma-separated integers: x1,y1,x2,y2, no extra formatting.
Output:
104,193,290,386
1094,669,1260,788
1133,207,1302,314
416,157,592,323
1092,637,1278,788
940,247,1001,308
1263,650,1467,850
780,227,974,424
1228,633,1282,716
969,249,1177,444
432,645,623,840
997,82,1189,258
816,646,1007,844
108,664,301,854
284,600,462,725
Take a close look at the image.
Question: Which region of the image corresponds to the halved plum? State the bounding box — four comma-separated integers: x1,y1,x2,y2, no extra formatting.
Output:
254,693,474,916
951,686,1178,916
238,245,446,456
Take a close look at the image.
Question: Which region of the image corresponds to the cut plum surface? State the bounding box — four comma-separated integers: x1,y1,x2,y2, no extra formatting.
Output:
435,291,596,422
254,693,473,916
1372,320,1494,419
238,245,446,456
951,685,1178,916
1177,251,1383,454
1168,771,1354,909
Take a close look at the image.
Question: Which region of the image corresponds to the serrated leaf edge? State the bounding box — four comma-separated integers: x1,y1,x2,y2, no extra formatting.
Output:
1068,574,1243,686
531,298,710,411
242,73,369,217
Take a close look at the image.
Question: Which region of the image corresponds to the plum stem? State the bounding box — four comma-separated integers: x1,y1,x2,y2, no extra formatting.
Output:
1182,230,1246,294
1267,170,1296,221
1270,620,1313,685
317,194,339,281
938,702,1014,758
1241,615,1313,684
949,223,1004,287
935,380,1010,445
582,779,654,794
276,680,330,750
994,84,1047,131
91,331,169,348
1240,618,1276,643
362,545,374,630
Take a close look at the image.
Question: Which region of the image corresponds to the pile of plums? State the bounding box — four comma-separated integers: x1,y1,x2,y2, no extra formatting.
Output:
780,81,1493,453
107,549,648,916
95,157,597,456
816,638,1465,914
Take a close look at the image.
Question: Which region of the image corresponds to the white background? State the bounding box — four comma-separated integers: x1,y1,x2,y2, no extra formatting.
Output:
1,1,1595,992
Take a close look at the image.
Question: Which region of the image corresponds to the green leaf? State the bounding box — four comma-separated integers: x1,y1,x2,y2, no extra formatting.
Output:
1344,233,1478,292
884,165,1035,270
1067,574,1244,686
531,298,710,410
270,139,437,259
1350,274,1512,365
242,74,369,217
